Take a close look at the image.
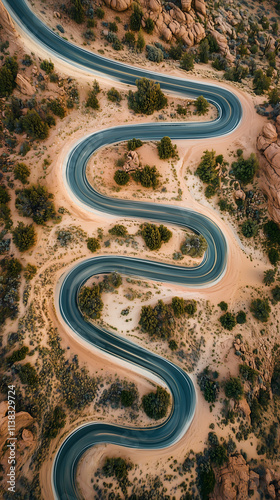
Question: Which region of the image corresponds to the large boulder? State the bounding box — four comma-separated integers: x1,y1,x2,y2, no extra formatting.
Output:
103,0,133,11
195,0,206,16
211,454,250,500
16,74,36,96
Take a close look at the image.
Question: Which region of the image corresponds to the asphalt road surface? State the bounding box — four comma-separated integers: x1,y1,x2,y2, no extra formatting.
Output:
3,1,243,498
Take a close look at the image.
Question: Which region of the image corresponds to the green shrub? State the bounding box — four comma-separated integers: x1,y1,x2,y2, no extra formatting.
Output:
184,300,197,316
12,222,36,251
272,285,280,303
130,3,143,31
263,269,276,286
142,386,170,420
40,60,54,74
232,153,258,184
43,406,66,439
14,163,30,184
196,150,217,185
96,7,105,19
225,377,243,400
253,69,271,95
181,235,207,258
146,45,163,63
7,346,29,366
87,237,100,253
47,98,66,118
79,285,103,319
239,364,258,384
268,248,279,265
132,165,159,189
199,39,209,63
145,18,154,34
139,300,173,339
0,57,18,97
20,110,49,139
24,263,37,280
171,296,185,317
264,220,280,244
180,52,194,71
205,185,216,198
128,78,167,115
18,363,38,386
250,298,271,322
121,389,136,407
103,457,131,482
218,301,228,311
241,219,258,238
219,312,236,331
236,311,246,324
107,88,122,103
157,136,177,160
127,138,143,150
70,0,84,23
195,95,209,115
114,170,130,185
141,223,172,250
109,225,128,237
15,185,55,224
198,368,220,403
169,339,178,351
86,89,99,109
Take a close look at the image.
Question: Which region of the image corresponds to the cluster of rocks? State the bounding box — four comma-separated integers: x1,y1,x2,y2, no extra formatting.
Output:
123,150,141,172
257,118,280,226
211,454,280,500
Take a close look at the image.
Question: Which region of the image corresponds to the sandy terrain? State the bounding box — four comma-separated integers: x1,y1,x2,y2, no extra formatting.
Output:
1,1,278,499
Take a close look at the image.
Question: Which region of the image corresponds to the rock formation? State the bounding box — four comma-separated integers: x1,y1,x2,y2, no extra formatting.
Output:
103,0,133,11
123,150,140,172
257,118,280,226
0,1,17,36
16,74,36,96
211,454,250,500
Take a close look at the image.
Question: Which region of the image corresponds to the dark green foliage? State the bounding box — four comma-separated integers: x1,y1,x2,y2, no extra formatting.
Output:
86,88,99,110
232,153,258,185
196,150,218,185
132,165,159,189
263,269,276,286
136,31,145,53
199,39,209,63
169,339,178,351
0,57,18,97
205,185,216,198
180,52,194,71
127,138,143,150
224,64,248,82
24,263,37,281
114,169,130,185
0,258,22,326
198,462,216,500
14,163,30,184
146,45,163,62
109,224,128,237
109,22,118,32
12,222,36,252
78,284,103,319
218,301,228,312
239,364,258,384
269,87,280,105
272,286,280,303
46,114,56,127
177,104,187,115
15,185,56,224
264,220,280,244
20,110,49,139
87,237,100,253
123,31,136,48
141,223,172,250
7,346,29,366
184,299,197,316
107,87,122,103
18,363,38,386
70,0,84,24
268,248,279,265
212,55,227,71
181,235,207,258
139,300,174,339
47,99,66,118
195,96,209,116
169,42,183,61
250,297,271,322
145,18,154,34
121,389,136,407
83,28,95,40
0,185,10,204
130,3,143,31
43,406,66,439
171,296,185,317
128,78,167,115
219,312,236,331
49,72,59,83
209,441,228,466
225,377,243,400
271,360,280,396
253,69,271,95
40,60,54,74
96,7,105,19
198,368,220,403
236,310,246,324
241,219,258,238
142,386,170,420
157,136,177,159
103,457,131,482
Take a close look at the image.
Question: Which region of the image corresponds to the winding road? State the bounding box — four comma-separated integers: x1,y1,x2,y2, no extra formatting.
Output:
3,1,243,498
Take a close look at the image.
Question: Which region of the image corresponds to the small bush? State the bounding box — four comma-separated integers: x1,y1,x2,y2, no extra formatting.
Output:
218,301,228,311
87,237,100,253
236,311,246,324
127,138,142,150
250,298,271,322
40,60,54,74
24,263,37,281
142,386,170,420
225,377,243,401
107,88,122,103
219,312,236,331
195,96,209,115
12,222,36,251
109,225,128,237
157,136,177,160
241,219,258,238
114,170,130,186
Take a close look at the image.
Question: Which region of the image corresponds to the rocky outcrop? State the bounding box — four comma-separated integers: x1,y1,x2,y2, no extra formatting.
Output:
103,0,133,11
0,1,16,36
257,118,280,225
0,403,33,450
209,29,234,62
211,454,250,500
16,74,36,96
123,150,140,172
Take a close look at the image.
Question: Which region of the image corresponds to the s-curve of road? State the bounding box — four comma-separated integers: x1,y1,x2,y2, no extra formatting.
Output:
3,1,243,498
